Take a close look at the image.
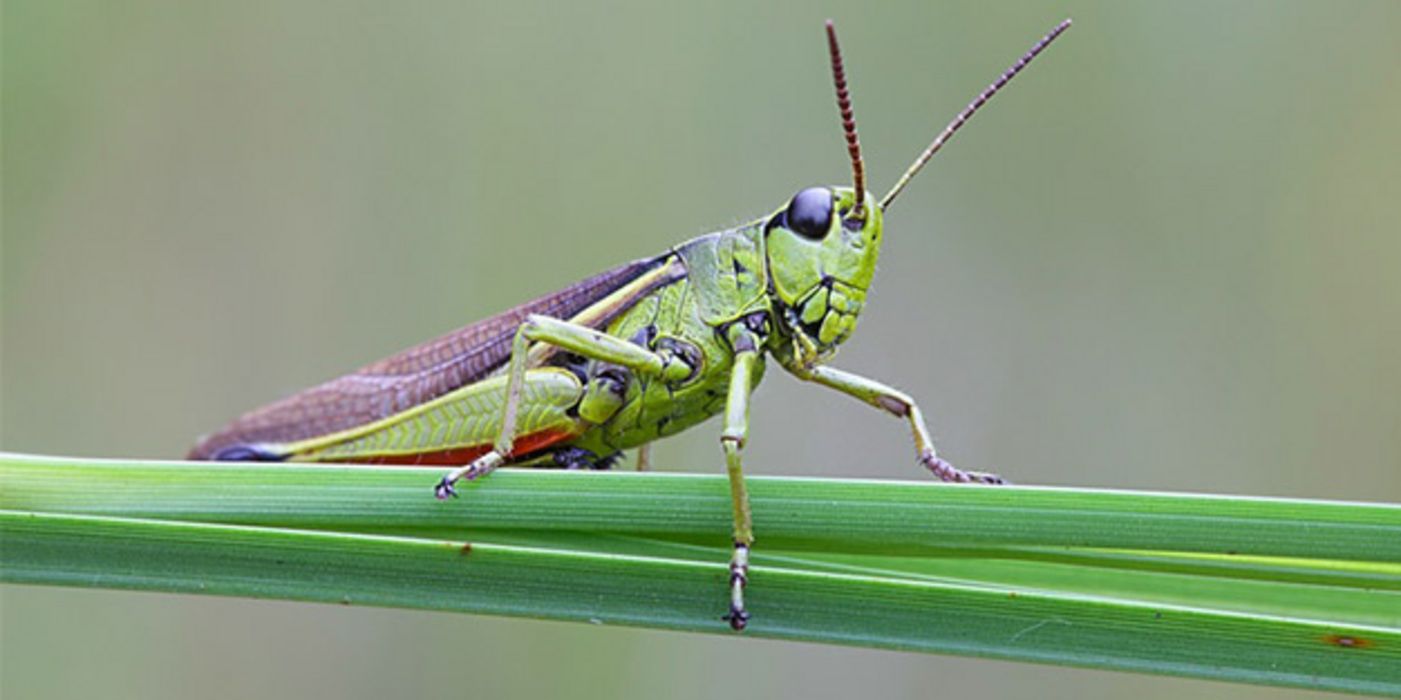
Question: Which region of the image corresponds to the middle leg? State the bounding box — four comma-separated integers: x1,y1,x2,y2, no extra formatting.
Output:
719,327,763,630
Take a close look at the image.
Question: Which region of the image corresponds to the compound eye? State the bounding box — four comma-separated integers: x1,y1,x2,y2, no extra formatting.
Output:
785,187,833,240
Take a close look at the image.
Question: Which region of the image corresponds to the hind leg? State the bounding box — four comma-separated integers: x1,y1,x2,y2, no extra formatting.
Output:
436,314,690,498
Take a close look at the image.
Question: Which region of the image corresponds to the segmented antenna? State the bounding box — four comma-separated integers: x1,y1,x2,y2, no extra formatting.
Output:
880,18,1072,210
825,20,866,217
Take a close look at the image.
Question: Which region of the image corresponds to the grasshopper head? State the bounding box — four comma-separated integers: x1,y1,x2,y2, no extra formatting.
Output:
767,18,1070,361
765,186,882,353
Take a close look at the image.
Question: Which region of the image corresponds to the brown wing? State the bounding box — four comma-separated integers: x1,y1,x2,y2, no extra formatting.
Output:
189,254,676,459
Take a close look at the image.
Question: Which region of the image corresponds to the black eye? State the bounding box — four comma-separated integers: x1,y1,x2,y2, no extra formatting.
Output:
785,187,832,240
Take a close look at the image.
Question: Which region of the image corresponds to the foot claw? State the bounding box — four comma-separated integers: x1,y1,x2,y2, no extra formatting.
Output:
434,479,458,500
723,608,751,631
921,451,1007,485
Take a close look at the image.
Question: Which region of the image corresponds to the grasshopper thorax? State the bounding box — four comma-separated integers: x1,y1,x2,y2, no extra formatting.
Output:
764,186,882,357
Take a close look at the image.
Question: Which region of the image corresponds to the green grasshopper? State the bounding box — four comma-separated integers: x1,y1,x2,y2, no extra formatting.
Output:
191,19,1071,630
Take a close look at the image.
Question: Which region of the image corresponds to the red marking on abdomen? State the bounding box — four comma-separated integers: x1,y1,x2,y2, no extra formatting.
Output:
337,428,579,466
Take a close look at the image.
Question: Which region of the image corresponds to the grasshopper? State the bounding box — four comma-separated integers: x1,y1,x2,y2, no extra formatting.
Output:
191,19,1072,630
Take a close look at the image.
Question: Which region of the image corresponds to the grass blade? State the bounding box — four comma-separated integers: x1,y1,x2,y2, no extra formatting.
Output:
3,452,1399,694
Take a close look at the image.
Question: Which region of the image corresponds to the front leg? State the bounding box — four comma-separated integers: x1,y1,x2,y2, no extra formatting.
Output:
792,364,1004,484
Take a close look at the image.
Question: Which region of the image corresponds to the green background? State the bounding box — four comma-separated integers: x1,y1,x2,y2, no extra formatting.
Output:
3,1,1399,698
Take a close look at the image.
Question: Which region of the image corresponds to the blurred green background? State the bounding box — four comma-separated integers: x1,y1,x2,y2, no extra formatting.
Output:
4,1,1399,698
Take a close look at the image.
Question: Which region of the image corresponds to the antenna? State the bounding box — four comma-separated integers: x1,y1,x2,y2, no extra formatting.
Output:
880,18,1072,210
825,20,866,217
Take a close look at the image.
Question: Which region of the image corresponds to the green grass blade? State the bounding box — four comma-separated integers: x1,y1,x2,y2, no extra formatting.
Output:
5,509,1398,695
5,453,1397,561
3,452,1399,694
